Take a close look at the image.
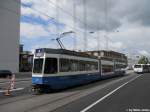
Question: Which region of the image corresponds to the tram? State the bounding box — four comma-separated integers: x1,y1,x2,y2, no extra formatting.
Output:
32,48,127,93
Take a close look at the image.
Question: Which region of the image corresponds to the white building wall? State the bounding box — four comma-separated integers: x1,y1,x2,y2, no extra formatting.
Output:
0,0,20,73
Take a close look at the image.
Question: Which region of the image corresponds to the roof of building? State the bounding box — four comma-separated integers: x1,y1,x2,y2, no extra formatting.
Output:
85,50,126,56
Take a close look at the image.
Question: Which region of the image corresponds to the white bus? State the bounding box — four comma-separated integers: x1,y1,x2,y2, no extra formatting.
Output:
133,64,150,73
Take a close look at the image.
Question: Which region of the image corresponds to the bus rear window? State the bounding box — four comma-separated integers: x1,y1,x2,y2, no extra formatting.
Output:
44,58,58,74
33,59,43,73
134,65,142,68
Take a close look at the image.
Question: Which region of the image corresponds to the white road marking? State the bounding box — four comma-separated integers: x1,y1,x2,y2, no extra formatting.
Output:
0,80,31,85
0,88,24,93
80,75,142,112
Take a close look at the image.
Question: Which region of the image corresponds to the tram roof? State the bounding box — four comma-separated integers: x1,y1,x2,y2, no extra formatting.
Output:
35,48,98,59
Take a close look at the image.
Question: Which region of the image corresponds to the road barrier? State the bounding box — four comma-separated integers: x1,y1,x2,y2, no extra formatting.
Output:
4,74,15,96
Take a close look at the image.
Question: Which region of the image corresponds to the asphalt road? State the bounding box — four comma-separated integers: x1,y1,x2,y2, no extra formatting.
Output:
0,72,149,112
53,73,150,112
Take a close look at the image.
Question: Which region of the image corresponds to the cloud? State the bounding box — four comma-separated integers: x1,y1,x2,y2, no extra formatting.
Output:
110,41,125,51
21,0,33,4
20,0,150,57
66,0,150,31
21,0,150,31
20,22,49,38
138,50,150,56
21,4,49,21
116,0,150,27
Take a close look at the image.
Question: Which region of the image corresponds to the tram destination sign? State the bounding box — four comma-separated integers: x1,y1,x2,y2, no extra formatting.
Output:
35,49,44,57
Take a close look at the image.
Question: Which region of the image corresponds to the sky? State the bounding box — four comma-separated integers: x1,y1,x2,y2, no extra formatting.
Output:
20,0,150,57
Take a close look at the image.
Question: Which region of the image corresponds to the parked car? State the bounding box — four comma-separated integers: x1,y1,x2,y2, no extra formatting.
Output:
0,70,13,78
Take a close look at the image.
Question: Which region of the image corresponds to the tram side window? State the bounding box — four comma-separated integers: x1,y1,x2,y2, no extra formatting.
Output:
59,58,70,72
79,61,86,71
79,61,98,71
102,65,113,73
91,62,98,70
59,58,98,72
33,59,43,73
44,58,57,74
70,59,78,71
115,64,124,69
60,58,79,72
85,62,91,71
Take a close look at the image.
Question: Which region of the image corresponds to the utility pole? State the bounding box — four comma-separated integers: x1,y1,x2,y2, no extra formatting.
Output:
83,0,87,51
97,31,100,51
97,9,101,51
56,0,60,48
105,35,109,50
105,0,109,50
73,1,77,51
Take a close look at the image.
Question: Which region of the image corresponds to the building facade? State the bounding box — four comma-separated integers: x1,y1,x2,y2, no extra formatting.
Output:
19,45,33,72
0,0,20,73
84,50,127,65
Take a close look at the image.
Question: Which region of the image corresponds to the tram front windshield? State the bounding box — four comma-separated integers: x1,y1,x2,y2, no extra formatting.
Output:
33,59,43,73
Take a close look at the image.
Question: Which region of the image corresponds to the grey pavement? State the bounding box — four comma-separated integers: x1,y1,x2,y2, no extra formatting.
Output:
15,72,32,78
0,72,141,112
0,78,31,84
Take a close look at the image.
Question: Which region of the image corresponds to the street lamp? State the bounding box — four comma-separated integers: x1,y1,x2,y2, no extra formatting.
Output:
51,31,75,49
60,31,74,38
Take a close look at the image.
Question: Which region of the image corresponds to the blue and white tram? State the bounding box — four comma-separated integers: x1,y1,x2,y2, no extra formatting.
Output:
32,48,126,92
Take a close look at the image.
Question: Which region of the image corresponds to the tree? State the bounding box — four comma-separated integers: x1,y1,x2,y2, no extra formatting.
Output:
138,56,149,64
